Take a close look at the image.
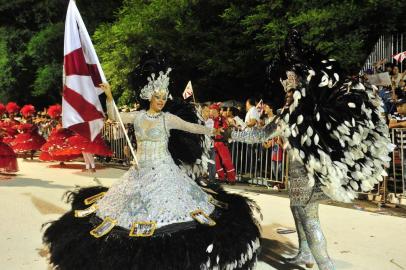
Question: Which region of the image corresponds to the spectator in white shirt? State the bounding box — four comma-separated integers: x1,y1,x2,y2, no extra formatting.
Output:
202,105,216,182
244,98,260,129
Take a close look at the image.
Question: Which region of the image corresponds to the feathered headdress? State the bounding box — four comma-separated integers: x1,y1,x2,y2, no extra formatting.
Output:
274,30,394,202
47,104,62,119
140,68,172,100
0,103,6,115
21,104,36,118
6,102,20,114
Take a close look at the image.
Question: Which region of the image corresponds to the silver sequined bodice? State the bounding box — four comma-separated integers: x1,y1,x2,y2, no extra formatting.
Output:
134,112,172,168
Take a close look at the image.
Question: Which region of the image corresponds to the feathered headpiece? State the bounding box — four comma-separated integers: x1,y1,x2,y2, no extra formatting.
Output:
6,102,20,114
47,104,62,119
140,68,172,100
21,104,36,118
0,103,6,115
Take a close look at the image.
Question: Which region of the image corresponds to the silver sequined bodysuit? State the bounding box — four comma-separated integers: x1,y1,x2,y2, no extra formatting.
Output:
288,155,329,206
96,109,215,229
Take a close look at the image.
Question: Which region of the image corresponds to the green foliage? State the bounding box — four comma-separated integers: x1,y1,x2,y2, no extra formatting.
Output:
27,23,64,66
240,0,405,72
32,63,61,98
0,0,121,107
0,28,16,102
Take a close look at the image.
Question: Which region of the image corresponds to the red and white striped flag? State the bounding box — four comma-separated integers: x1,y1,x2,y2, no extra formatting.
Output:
393,51,406,63
182,81,194,99
62,0,106,141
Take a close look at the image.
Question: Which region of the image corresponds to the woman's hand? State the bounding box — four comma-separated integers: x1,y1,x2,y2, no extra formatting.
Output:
99,83,113,101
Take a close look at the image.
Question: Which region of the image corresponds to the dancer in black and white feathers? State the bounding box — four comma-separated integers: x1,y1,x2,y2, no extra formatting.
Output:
43,69,261,270
236,31,394,269
275,32,393,270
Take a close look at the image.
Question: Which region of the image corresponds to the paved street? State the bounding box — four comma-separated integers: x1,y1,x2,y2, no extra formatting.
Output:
0,159,405,270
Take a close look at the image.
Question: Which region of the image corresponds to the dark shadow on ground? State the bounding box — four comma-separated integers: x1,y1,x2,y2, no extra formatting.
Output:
0,178,72,189
259,224,306,270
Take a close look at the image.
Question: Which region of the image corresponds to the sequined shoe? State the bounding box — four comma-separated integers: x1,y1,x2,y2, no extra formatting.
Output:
287,252,315,268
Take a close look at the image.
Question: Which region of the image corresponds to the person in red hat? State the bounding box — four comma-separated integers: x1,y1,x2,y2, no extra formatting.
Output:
10,104,46,159
39,104,82,165
210,103,236,184
1,102,21,145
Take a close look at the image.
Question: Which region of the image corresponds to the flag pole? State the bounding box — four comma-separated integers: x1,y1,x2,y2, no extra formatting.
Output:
70,0,139,168
192,92,197,104
111,99,139,168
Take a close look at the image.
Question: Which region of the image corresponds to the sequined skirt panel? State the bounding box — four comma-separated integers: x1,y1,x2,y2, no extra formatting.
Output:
96,159,215,230
289,160,329,206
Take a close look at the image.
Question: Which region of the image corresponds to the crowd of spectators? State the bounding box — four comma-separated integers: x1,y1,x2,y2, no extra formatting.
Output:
368,59,406,116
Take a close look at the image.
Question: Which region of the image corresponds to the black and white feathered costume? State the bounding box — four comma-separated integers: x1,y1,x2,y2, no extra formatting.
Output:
42,99,261,270
276,55,394,203
274,31,393,269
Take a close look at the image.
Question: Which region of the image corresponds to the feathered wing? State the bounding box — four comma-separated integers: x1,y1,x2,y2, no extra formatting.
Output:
165,99,211,180
278,59,394,202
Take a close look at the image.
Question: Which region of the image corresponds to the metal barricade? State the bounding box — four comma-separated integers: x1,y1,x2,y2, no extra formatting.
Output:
388,128,406,201
362,33,405,73
102,122,134,164
230,129,288,189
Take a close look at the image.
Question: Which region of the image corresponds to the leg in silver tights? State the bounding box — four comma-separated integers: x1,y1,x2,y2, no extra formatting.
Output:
289,203,335,270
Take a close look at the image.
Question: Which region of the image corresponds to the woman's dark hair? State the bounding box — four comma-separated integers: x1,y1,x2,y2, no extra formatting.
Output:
137,98,150,111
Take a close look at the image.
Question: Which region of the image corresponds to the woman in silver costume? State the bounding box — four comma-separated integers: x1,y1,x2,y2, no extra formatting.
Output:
43,69,261,270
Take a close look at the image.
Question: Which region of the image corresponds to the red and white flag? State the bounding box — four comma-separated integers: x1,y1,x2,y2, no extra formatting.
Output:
182,81,194,99
393,51,406,63
62,0,106,141
256,99,264,115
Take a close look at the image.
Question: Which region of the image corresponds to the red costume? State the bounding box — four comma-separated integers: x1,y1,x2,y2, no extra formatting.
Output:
1,102,20,144
67,134,112,157
11,123,46,153
211,104,236,182
40,105,81,162
11,105,46,154
0,131,18,173
40,125,82,162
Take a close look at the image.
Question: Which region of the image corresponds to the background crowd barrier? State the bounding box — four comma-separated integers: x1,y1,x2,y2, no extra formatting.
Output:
362,33,405,73
229,129,289,189
229,140,288,189
102,122,134,164
388,128,406,202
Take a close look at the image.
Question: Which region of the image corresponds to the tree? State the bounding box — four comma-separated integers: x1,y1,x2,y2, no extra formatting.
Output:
94,0,405,106
0,0,121,107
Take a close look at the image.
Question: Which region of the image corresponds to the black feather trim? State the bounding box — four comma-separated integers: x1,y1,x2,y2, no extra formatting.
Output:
43,187,261,270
